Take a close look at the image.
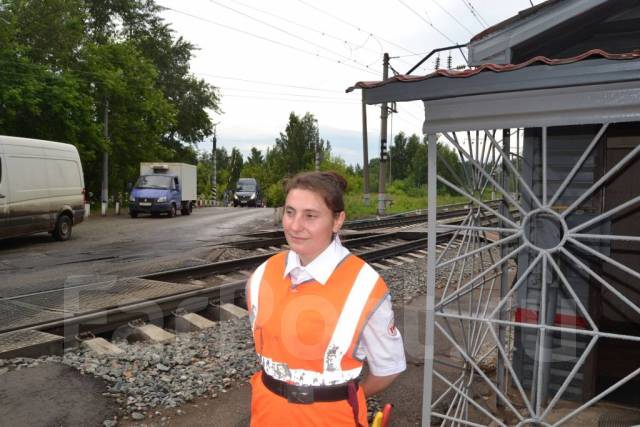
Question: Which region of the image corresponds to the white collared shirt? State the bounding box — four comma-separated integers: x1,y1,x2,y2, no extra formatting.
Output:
284,237,407,377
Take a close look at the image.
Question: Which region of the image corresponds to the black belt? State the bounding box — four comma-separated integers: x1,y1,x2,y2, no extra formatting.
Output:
261,370,353,404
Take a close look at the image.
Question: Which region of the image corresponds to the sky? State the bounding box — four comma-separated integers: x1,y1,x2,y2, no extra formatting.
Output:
155,0,535,166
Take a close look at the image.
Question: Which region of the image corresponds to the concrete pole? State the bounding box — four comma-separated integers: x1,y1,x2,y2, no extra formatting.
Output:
101,98,109,216
389,106,394,183
362,99,370,206
212,129,217,207
378,53,390,216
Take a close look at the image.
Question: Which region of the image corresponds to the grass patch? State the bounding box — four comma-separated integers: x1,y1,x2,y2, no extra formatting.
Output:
345,192,469,220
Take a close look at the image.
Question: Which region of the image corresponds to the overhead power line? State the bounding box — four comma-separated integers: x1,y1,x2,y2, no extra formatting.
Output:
295,0,420,56
223,93,358,104
228,0,401,63
432,0,475,36
162,6,379,76
219,86,354,101
193,72,343,94
460,0,489,28
206,0,381,75
396,0,459,45
396,105,423,122
469,0,490,27
230,0,425,72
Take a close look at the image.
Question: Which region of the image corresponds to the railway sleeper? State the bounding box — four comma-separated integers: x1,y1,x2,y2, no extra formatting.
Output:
78,334,124,356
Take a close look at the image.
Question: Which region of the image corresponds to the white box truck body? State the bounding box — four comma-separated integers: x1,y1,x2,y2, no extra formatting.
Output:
129,163,197,217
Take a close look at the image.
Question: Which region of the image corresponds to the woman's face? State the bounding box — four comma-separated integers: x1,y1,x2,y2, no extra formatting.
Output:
283,188,345,266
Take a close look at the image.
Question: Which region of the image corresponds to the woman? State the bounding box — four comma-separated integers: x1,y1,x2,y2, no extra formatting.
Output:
247,171,406,426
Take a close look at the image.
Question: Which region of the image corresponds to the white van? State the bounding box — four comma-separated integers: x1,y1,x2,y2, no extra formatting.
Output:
0,136,85,241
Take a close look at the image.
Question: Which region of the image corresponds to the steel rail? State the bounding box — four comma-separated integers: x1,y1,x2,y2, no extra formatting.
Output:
342,201,500,230
7,232,449,337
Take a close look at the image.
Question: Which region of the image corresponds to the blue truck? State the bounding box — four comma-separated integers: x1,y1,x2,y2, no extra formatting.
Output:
128,163,197,218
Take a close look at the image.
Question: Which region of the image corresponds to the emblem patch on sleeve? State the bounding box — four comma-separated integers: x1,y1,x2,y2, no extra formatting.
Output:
387,317,398,336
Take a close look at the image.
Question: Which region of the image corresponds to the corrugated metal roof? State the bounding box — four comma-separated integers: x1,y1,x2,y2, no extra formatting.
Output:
470,0,563,43
347,49,640,92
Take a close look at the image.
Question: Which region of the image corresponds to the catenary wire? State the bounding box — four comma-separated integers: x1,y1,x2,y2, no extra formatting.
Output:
222,93,359,104
193,72,343,93
162,5,380,76
226,0,405,63
432,0,475,36
397,0,459,44
219,86,356,101
228,0,425,72
295,0,420,56
460,0,488,28
468,0,490,27
206,0,382,75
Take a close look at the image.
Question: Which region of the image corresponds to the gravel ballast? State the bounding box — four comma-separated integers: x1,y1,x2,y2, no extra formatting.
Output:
0,242,500,423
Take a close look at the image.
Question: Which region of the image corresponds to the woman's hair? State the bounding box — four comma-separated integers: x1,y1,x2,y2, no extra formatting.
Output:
283,171,347,213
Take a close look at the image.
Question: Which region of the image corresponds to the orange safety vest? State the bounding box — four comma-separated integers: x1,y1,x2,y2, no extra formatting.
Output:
247,251,389,426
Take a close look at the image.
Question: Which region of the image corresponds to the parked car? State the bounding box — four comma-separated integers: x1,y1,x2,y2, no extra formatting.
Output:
129,163,197,218
0,135,85,241
233,178,263,207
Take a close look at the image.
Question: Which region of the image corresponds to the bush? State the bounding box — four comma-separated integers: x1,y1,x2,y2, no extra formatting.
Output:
266,181,285,207
387,178,426,198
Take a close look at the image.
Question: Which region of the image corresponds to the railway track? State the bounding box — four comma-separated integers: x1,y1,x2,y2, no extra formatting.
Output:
341,200,500,230
0,231,437,358
0,202,505,358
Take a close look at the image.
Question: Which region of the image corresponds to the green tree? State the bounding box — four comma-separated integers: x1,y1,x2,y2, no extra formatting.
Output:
0,0,220,198
436,141,465,194
368,158,380,192
197,152,212,198
247,147,264,166
275,112,319,175
10,0,86,69
79,42,176,194
390,132,409,180
227,147,244,188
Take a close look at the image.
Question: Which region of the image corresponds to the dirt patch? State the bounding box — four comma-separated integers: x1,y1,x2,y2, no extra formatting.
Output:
0,363,118,427
120,382,251,427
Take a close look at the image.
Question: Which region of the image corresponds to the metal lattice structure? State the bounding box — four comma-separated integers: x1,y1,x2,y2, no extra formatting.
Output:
422,123,640,425
351,47,640,425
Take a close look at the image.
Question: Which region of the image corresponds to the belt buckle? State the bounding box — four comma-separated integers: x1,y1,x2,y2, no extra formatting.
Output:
286,384,314,404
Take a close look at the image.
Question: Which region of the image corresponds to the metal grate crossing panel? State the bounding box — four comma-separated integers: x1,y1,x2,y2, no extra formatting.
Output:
0,329,64,357
0,300,65,332
1,278,203,334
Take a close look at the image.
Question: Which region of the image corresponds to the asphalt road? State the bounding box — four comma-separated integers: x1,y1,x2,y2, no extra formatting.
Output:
0,206,275,298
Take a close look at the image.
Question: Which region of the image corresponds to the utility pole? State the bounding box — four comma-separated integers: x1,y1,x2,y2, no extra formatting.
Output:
362,98,370,206
378,53,390,216
388,102,396,183
315,136,321,172
211,128,217,207
101,98,109,216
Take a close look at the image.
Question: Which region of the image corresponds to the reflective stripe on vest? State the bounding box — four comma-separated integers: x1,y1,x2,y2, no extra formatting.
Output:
248,261,267,331
323,263,378,384
259,354,363,386
250,253,386,386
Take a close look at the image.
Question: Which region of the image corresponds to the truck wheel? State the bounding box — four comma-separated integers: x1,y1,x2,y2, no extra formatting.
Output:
130,211,138,218
168,204,176,218
181,203,193,216
53,215,72,241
